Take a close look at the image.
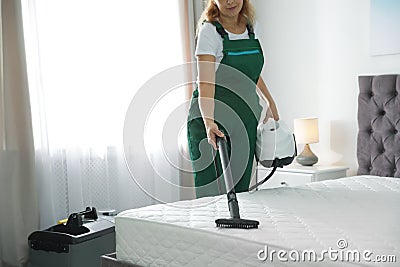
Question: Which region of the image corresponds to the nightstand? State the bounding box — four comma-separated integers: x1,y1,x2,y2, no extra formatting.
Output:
256,164,348,189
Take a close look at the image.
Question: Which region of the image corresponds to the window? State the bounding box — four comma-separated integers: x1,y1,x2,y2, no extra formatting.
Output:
22,0,186,227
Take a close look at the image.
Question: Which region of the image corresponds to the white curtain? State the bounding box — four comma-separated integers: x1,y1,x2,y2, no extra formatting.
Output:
22,0,189,229
0,0,38,266
176,0,205,200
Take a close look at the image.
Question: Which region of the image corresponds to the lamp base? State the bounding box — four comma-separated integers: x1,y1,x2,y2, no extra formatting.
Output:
296,144,318,166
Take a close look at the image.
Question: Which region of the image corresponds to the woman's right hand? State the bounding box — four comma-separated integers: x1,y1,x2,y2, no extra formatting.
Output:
205,120,225,150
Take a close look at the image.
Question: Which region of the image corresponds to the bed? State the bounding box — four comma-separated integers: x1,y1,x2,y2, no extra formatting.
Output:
103,74,400,266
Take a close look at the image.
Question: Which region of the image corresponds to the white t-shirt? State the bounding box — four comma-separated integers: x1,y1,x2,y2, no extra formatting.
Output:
195,22,260,64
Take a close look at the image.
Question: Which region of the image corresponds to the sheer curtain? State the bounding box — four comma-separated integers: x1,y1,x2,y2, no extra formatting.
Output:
22,0,189,229
0,0,38,266
177,0,205,200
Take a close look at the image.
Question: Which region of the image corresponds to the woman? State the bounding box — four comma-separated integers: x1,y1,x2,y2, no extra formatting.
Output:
187,0,279,198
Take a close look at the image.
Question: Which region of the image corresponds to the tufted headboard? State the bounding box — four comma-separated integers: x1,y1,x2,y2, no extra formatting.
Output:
357,74,400,177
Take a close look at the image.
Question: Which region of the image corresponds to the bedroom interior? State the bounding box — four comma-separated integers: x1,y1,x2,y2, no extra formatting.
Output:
0,0,399,267
105,73,400,266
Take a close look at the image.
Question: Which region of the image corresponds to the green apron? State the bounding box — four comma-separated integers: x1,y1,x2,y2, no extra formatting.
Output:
187,21,264,198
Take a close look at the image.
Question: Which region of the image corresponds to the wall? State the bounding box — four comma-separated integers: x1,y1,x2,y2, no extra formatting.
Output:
253,0,400,175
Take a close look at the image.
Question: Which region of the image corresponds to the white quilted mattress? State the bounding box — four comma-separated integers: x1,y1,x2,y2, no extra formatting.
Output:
116,176,400,266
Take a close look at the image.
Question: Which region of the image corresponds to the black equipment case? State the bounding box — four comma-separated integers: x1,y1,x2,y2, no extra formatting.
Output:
28,207,115,267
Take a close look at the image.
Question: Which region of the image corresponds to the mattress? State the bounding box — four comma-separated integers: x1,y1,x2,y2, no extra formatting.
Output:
116,176,400,266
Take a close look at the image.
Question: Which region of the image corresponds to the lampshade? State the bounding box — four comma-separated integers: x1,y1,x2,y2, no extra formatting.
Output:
294,118,319,144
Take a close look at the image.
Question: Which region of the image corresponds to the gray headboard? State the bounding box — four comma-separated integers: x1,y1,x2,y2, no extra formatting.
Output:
357,74,400,177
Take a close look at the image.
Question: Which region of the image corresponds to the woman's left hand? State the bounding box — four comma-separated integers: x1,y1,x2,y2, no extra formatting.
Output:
263,106,280,123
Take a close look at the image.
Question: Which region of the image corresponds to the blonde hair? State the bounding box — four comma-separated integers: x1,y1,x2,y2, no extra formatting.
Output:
197,0,256,35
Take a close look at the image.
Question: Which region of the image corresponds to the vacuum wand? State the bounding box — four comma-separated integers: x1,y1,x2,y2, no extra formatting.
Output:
214,136,259,229
217,137,240,219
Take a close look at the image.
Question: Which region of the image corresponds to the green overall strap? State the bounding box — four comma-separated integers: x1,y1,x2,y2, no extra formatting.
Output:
210,21,255,39
210,21,229,40
246,24,255,39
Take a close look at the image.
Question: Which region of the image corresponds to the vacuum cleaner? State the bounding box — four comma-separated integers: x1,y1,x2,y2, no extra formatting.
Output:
214,136,260,229
214,120,296,229
250,120,297,191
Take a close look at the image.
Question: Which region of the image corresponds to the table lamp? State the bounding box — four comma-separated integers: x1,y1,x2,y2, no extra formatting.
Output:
294,118,319,166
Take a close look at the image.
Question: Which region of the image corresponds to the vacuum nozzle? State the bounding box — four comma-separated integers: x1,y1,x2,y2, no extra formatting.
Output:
215,218,259,229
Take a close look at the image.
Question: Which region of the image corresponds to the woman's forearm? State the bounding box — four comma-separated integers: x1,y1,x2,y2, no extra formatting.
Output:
196,56,225,148
197,56,217,127
257,76,280,120
198,82,215,127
